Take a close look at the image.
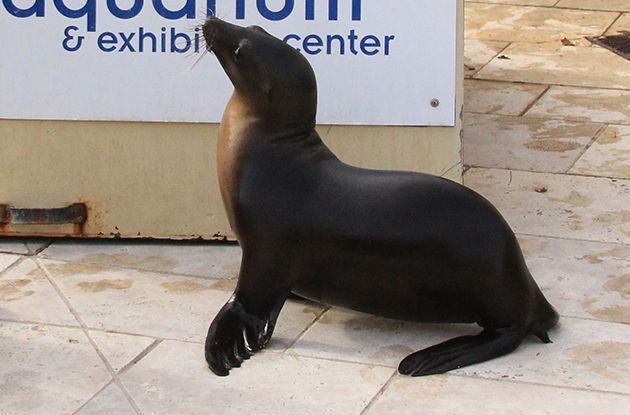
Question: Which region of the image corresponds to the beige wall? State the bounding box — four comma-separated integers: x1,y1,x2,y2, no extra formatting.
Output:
0,1,463,240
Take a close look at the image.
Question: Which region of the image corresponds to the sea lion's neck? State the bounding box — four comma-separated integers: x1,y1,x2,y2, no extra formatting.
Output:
218,93,259,158
217,94,255,229
220,91,315,141
217,92,320,231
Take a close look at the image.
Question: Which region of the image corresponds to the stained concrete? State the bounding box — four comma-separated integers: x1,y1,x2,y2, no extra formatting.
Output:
526,86,630,125
571,125,630,178
466,3,618,42
475,39,630,90
556,0,630,12
463,113,601,172
464,80,547,115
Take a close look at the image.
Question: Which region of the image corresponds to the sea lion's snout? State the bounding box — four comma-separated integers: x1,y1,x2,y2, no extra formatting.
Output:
202,16,221,51
203,18,272,56
202,16,243,51
204,17,318,127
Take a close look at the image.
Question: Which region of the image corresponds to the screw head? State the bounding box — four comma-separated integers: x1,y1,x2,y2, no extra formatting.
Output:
430,98,440,108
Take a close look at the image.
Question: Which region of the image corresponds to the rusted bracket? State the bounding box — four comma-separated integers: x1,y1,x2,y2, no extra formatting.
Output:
0,203,87,225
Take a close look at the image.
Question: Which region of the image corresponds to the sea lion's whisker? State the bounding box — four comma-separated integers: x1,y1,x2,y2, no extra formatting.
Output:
188,48,210,71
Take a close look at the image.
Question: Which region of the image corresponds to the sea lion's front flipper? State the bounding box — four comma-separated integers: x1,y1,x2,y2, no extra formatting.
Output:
398,327,525,377
205,245,291,376
205,293,285,376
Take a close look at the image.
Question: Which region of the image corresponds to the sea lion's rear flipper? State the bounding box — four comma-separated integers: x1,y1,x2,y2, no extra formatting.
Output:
398,327,524,377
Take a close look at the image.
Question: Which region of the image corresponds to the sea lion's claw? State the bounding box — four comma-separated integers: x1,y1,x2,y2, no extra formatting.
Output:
235,330,252,361
241,328,254,356
225,344,242,368
208,364,230,376
207,349,230,376
205,296,270,376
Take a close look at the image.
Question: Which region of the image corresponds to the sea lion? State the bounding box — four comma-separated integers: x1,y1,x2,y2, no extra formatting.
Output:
202,17,559,377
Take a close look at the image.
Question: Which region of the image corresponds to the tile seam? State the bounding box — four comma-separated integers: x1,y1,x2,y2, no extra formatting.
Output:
283,306,332,352
464,165,630,183
463,77,630,94
600,12,624,35
514,231,630,249
519,85,552,117
0,255,26,279
70,379,116,415
118,339,163,376
448,372,630,398
359,371,398,415
464,110,607,127
472,78,630,93
0,248,28,256
470,41,512,78
34,258,145,415
559,315,629,327
565,123,610,172
473,66,630,92
467,1,628,13
0,317,89,331
37,255,241,281
286,352,397,370
0,317,208,344
468,38,619,46
465,109,630,126
521,113,630,127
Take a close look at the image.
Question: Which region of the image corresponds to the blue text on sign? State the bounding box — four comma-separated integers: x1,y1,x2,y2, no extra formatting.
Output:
2,0,363,32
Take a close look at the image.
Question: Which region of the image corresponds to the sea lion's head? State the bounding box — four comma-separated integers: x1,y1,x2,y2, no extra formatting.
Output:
203,17,317,131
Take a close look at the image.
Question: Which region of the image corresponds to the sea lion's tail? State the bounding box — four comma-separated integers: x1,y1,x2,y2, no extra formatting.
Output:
529,294,560,343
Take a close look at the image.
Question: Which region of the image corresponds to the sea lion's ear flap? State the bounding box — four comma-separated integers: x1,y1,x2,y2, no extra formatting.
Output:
248,25,270,36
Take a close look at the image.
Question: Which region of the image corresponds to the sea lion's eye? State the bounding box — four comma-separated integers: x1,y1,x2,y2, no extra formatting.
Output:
234,39,250,63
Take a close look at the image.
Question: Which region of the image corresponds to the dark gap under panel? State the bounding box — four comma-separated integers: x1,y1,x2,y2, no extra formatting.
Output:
587,33,630,61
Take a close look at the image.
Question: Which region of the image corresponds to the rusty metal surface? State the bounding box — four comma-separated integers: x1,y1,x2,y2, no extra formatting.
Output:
0,203,87,225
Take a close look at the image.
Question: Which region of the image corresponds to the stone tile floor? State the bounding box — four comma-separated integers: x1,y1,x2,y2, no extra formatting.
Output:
1,1,630,413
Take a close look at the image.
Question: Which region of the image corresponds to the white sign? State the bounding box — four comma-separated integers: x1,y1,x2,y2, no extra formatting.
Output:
0,1,457,126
